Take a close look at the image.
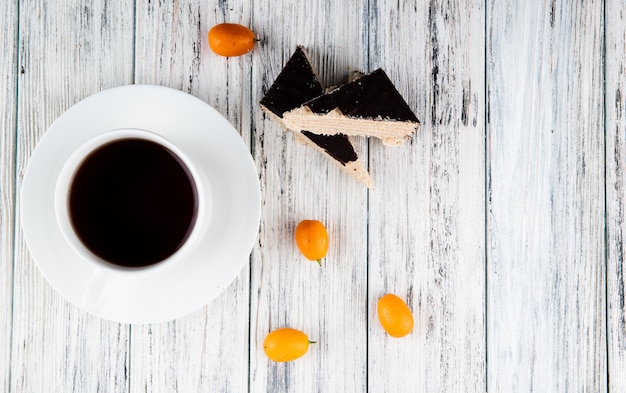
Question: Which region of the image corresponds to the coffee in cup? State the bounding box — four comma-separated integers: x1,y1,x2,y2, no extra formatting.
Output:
55,129,203,271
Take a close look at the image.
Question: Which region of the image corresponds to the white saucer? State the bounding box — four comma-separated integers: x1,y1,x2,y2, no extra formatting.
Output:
21,85,261,324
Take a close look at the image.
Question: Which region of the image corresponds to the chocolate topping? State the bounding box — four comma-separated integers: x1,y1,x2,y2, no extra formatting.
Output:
303,69,419,123
300,131,358,165
261,46,359,166
260,46,324,118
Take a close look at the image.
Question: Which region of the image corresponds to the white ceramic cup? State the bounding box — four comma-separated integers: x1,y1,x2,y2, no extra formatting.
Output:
54,128,208,275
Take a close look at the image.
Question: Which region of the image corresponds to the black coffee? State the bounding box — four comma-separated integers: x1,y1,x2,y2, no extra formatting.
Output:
69,138,198,268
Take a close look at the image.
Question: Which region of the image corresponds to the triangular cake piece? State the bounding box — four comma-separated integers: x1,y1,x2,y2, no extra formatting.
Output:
259,46,325,125
260,46,374,189
282,69,420,146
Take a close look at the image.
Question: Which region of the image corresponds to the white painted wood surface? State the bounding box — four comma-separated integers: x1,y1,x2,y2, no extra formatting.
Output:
10,1,134,392
1,2,17,393
130,1,251,392
487,1,605,390
367,1,485,392
607,0,626,391
1,0,624,392
250,2,369,392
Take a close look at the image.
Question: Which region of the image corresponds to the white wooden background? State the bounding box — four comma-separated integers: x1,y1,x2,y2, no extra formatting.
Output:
1,0,624,392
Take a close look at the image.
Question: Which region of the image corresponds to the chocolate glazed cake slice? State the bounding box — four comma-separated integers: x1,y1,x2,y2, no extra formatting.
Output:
282,69,420,146
260,46,374,189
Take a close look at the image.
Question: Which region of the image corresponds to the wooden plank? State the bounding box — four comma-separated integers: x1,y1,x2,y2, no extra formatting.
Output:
130,1,252,391
11,1,134,391
486,1,606,390
367,1,486,392
606,0,626,391
249,1,369,392
0,1,17,391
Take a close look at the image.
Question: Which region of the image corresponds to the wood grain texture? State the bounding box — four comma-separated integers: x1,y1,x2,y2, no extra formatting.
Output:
3,1,620,392
131,1,252,392
367,1,486,392
486,1,606,391
0,1,17,392
606,1,626,391
10,1,134,391
249,0,369,391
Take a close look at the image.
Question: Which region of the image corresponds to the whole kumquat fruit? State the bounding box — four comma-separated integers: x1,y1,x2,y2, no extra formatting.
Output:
377,293,414,338
263,328,315,362
208,23,256,57
294,219,329,266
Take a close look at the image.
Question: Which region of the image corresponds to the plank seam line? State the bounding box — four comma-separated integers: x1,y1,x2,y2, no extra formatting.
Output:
602,0,610,390
8,0,22,390
483,0,489,390
247,5,256,393
132,0,137,84
365,0,371,391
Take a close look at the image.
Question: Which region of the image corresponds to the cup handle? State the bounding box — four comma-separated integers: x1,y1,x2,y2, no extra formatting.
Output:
79,267,112,314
